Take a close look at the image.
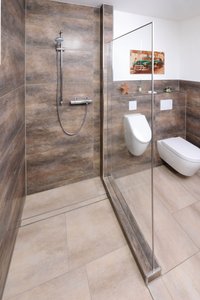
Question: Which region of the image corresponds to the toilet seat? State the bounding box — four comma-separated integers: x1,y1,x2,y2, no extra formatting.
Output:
160,137,200,163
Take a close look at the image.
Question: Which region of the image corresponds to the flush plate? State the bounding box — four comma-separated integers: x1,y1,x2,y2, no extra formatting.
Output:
160,99,173,110
129,100,137,110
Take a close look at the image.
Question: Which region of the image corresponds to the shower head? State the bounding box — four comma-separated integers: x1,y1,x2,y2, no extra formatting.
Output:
55,36,64,43
55,31,65,51
55,30,64,44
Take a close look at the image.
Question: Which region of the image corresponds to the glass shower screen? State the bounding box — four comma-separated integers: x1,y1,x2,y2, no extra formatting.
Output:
103,22,161,283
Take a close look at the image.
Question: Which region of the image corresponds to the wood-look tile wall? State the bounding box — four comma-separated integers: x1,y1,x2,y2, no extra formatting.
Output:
109,80,186,177
101,4,113,177
26,0,101,194
0,0,25,297
154,89,186,165
180,81,200,147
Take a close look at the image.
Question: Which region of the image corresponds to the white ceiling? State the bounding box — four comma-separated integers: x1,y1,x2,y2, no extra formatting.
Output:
55,0,200,21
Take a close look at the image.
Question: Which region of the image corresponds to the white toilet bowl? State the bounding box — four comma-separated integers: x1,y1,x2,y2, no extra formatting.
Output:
124,114,152,156
157,137,200,176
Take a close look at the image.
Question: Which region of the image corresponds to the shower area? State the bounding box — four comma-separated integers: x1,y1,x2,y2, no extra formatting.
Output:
25,0,101,194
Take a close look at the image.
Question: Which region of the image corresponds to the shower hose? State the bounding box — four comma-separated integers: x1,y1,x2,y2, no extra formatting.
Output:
56,50,88,136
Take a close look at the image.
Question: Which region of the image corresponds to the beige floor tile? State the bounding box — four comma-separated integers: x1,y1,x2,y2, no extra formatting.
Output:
176,171,200,202
154,166,197,213
154,197,198,274
66,199,126,270
3,215,68,299
86,246,152,300
174,201,200,248
162,252,200,300
119,184,153,246
21,194,107,226
148,277,173,300
8,268,91,300
23,177,105,219
121,185,198,274
116,168,152,191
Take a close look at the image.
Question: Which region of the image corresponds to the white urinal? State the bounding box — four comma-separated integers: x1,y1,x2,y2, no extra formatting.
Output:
124,114,152,156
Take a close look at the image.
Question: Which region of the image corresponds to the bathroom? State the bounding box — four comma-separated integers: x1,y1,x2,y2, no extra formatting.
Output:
0,0,200,299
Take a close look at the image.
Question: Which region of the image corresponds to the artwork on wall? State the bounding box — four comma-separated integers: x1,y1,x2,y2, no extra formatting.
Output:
130,50,165,74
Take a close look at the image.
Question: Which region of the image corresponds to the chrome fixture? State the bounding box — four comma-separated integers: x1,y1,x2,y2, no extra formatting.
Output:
55,30,65,52
55,31,92,136
70,97,93,105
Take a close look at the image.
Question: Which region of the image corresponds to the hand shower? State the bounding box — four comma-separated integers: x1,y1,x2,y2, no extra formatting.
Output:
55,31,92,136
55,31,65,52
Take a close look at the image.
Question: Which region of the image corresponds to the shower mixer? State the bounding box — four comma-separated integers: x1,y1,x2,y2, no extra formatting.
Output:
70,97,93,105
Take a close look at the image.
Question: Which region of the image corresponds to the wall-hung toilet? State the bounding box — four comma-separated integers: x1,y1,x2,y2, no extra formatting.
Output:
124,114,152,156
157,137,200,176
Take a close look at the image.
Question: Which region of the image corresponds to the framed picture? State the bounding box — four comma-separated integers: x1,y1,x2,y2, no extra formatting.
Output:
130,50,165,74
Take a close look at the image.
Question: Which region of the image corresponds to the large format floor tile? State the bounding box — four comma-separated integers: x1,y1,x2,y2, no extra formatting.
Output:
175,170,200,202
154,166,198,213
23,177,105,219
9,268,91,300
66,200,126,270
3,215,68,299
148,277,173,300
116,168,151,191
119,182,198,274
4,169,200,300
153,195,198,273
162,252,200,300
87,246,152,300
174,200,200,248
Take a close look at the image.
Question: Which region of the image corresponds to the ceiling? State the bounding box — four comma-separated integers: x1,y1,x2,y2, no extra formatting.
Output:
55,0,200,21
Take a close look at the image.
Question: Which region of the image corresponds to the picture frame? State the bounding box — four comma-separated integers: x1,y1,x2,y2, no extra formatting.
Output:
130,50,165,74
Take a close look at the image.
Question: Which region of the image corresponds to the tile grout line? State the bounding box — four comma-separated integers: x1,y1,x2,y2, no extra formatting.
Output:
4,269,71,300
154,168,199,215
159,278,176,300
155,197,200,252
64,212,70,277
154,168,200,253
170,213,200,251
162,249,200,277
85,265,93,300
0,83,24,101
148,277,175,300
68,244,128,277
172,198,200,216
5,246,129,299
175,173,200,202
